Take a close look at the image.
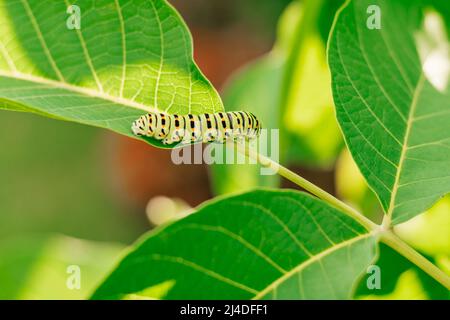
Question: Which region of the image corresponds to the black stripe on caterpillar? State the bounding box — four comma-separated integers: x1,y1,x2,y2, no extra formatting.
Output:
132,111,261,145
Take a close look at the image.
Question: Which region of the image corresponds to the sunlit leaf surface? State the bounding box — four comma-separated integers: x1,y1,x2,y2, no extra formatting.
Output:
329,0,450,223
0,0,223,148
93,190,377,299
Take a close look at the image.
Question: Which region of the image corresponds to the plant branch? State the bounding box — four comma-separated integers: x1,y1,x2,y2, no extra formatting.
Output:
381,231,450,290
235,143,378,231
234,141,450,290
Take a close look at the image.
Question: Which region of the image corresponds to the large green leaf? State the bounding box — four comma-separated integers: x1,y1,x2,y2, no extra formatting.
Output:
92,190,377,299
329,0,450,224
0,0,222,148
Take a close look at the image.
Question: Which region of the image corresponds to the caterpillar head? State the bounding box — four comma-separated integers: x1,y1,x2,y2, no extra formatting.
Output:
132,113,155,137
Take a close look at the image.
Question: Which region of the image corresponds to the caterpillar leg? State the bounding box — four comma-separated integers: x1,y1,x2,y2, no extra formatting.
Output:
234,135,246,144
203,128,219,143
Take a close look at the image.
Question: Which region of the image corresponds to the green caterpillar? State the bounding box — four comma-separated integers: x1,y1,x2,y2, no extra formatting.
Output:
132,111,261,145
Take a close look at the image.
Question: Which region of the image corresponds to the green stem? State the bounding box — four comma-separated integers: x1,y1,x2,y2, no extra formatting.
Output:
381,231,450,290
235,143,450,290
236,143,377,231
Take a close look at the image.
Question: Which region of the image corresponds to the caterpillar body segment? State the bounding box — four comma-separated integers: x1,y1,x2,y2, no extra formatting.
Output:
132,111,261,145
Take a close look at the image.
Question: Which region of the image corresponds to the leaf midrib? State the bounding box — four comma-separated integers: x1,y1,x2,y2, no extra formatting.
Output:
386,74,426,222
0,70,156,113
252,232,374,299
114,0,127,98
61,0,104,93
150,0,165,110
0,41,16,72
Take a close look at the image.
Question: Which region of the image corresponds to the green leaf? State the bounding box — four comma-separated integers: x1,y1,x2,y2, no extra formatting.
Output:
329,0,450,224
0,0,223,148
317,0,346,44
92,189,377,299
336,150,450,299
